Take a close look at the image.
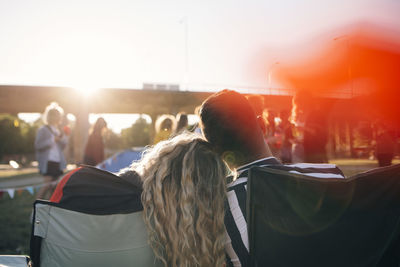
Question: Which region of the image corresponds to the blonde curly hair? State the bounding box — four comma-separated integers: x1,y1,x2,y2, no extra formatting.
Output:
132,133,227,267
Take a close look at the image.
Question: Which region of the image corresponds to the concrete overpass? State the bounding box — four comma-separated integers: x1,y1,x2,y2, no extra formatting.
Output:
0,85,295,161
4,84,379,161
0,85,295,114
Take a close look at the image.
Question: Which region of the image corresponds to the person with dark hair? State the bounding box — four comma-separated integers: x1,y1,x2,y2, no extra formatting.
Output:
199,89,345,266
278,109,293,163
375,124,395,167
303,105,329,163
174,112,188,135
201,91,270,167
292,90,328,163
290,91,306,163
247,95,278,157
263,108,279,157
83,117,107,166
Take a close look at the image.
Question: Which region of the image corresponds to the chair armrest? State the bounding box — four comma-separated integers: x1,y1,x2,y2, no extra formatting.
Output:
0,255,32,267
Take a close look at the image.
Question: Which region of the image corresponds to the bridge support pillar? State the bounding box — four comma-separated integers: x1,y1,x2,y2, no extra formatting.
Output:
149,113,159,144
72,104,90,164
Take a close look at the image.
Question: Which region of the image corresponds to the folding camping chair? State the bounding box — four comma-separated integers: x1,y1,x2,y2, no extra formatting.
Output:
30,200,162,267
247,164,400,267
29,166,163,267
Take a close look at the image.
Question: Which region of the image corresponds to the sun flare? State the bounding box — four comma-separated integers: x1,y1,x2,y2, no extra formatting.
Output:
74,86,99,98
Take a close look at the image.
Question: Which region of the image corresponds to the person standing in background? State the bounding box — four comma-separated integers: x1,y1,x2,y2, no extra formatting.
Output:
153,115,175,144
263,109,279,157
290,91,306,163
83,117,107,166
291,90,329,163
173,112,188,135
278,109,293,163
35,102,69,199
303,104,329,163
375,123,395,167
299,91,329,163
246,95,280,157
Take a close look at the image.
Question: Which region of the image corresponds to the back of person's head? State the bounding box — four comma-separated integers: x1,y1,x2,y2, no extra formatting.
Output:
174,112,188,134
43,102,64,125
194,105,201,116
92,117,107,134
200,89,268,166
155,114,175,133
134,133,227,267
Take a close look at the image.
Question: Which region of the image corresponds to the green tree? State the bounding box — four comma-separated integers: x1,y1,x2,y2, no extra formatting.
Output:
20,120,39,154
0,114,24,160
120,116,150,148
0,114,40,162
104,130,124,151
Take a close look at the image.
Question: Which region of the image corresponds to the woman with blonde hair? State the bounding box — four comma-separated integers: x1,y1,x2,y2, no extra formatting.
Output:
129,133,227,267
153,114,176,144
35,102,68,199
50,132,227,266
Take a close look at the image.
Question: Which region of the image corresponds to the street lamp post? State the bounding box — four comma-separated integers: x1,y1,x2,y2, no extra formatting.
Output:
333,35,352,98
268,61,279,95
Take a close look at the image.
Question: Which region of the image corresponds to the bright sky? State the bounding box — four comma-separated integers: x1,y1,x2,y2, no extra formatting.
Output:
1,0,399,93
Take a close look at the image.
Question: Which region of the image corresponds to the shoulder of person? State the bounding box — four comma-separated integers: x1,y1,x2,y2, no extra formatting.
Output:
36,126,52,139
39,125,54,134
37,125,48,131
118,168,143,190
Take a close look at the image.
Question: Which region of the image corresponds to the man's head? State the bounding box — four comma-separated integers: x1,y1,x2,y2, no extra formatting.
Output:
199,89,271,168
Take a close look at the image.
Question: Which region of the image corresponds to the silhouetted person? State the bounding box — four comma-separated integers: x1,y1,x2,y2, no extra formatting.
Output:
293,90,328,163
291,91,305,162
174,112,188,135
83,117,107,166
376,124,395,167
199,90,345,266
247,95,280,157
278,109,293,163
264,109,279,157
303,107,328,163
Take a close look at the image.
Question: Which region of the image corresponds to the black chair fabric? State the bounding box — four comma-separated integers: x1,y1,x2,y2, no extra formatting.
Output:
247,164,400,267
30,166,144,266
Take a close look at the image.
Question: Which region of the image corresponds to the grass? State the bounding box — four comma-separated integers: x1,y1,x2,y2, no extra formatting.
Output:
0,158,398,255
330,158,400,177
0,191,35,255
0,169,37,179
